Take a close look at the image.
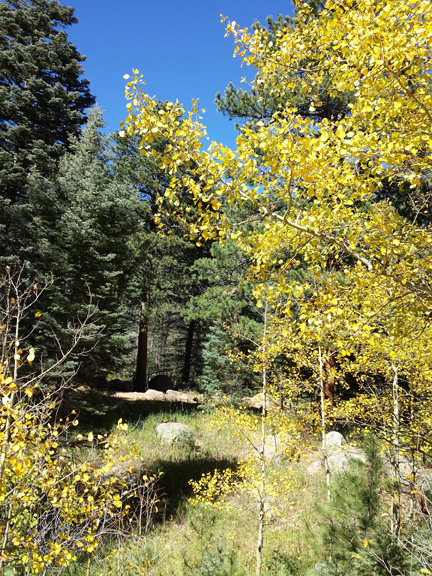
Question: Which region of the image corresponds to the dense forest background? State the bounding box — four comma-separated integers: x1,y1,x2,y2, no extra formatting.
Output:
0,0,270,396
0,0,358,398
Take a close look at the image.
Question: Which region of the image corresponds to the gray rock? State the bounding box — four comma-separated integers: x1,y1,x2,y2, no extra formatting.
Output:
263,433,281,460
143,389,166,400
325,431,346,449
399,458,414,480
384,458,427,487
242,392,279,411
323,431,365,474
307,461,323,475
156,423,196,446
326,447,366,474
108,459,145,486
326,451,349,473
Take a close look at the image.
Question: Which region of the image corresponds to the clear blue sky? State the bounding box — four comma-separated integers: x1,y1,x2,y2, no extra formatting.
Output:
66,0,294,148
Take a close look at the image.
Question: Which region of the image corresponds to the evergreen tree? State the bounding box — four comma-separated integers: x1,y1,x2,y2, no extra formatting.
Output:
0,0,94,207
187,237,264,395
111,131,209,390
16,109,142,381
316,440,414,576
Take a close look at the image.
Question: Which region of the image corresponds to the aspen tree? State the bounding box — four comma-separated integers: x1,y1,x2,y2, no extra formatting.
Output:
123,0,432,567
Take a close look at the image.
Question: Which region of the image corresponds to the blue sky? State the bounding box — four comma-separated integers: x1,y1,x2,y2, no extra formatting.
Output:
66,0,294,148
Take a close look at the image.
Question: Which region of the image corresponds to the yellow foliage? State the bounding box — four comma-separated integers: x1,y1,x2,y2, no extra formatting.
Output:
122,5,432,564
0,268,158,574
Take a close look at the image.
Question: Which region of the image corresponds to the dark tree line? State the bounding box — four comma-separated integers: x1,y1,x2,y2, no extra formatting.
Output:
0,0,220,390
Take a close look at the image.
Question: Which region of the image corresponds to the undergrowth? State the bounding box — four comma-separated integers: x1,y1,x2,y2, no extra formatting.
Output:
60,395,432,576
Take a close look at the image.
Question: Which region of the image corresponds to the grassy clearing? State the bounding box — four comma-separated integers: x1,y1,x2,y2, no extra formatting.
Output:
59,391,331,576
63,392,431,576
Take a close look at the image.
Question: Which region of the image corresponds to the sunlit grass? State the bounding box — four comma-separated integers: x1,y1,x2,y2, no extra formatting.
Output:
62,397,328,576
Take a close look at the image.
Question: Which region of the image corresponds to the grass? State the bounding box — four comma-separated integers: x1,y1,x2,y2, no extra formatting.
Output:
59,390,327,576
61,389,432,576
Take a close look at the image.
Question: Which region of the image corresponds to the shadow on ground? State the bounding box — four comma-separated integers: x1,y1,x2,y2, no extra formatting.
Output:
152,455,238,519
60,387,198,431
59,387,238,519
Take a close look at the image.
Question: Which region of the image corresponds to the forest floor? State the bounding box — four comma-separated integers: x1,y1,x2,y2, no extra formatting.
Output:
60,387,432,576
113,389,202,403
59,386,330,576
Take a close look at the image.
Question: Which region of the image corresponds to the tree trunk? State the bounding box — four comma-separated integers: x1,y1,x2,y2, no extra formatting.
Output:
256,301,268,576
319,345,331,502
134,299,149,392
182,320,196,387
390,363,401,536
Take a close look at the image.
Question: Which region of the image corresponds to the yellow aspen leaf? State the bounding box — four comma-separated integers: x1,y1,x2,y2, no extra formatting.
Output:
335,125,345,139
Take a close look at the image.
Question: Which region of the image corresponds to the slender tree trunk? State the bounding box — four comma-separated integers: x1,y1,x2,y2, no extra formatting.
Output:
134,298,149,392
390,363,401,536
319,345,331,501
182,320,196,387
256,302,268,576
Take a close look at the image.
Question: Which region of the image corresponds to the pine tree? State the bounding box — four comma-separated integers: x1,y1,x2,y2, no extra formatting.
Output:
16,109,142,381
187,239,262,395
0,0,94,211
215,5,352,129
317,441,413,576
111,131,209,390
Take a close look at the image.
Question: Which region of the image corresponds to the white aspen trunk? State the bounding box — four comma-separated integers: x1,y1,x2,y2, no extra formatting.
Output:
319,345,331,501
390,363,401,537
256,301,268,576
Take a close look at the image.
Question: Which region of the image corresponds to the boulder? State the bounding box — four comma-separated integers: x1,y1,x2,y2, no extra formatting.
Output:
384,458,432,489
326,445,366,473
143,389,166,401
242,392,279,411
147,375,174,393
307,460,323,475
323,431,366,474
263,433,282,461
325,431,346,449
156,422,196,446
107,458,145,486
